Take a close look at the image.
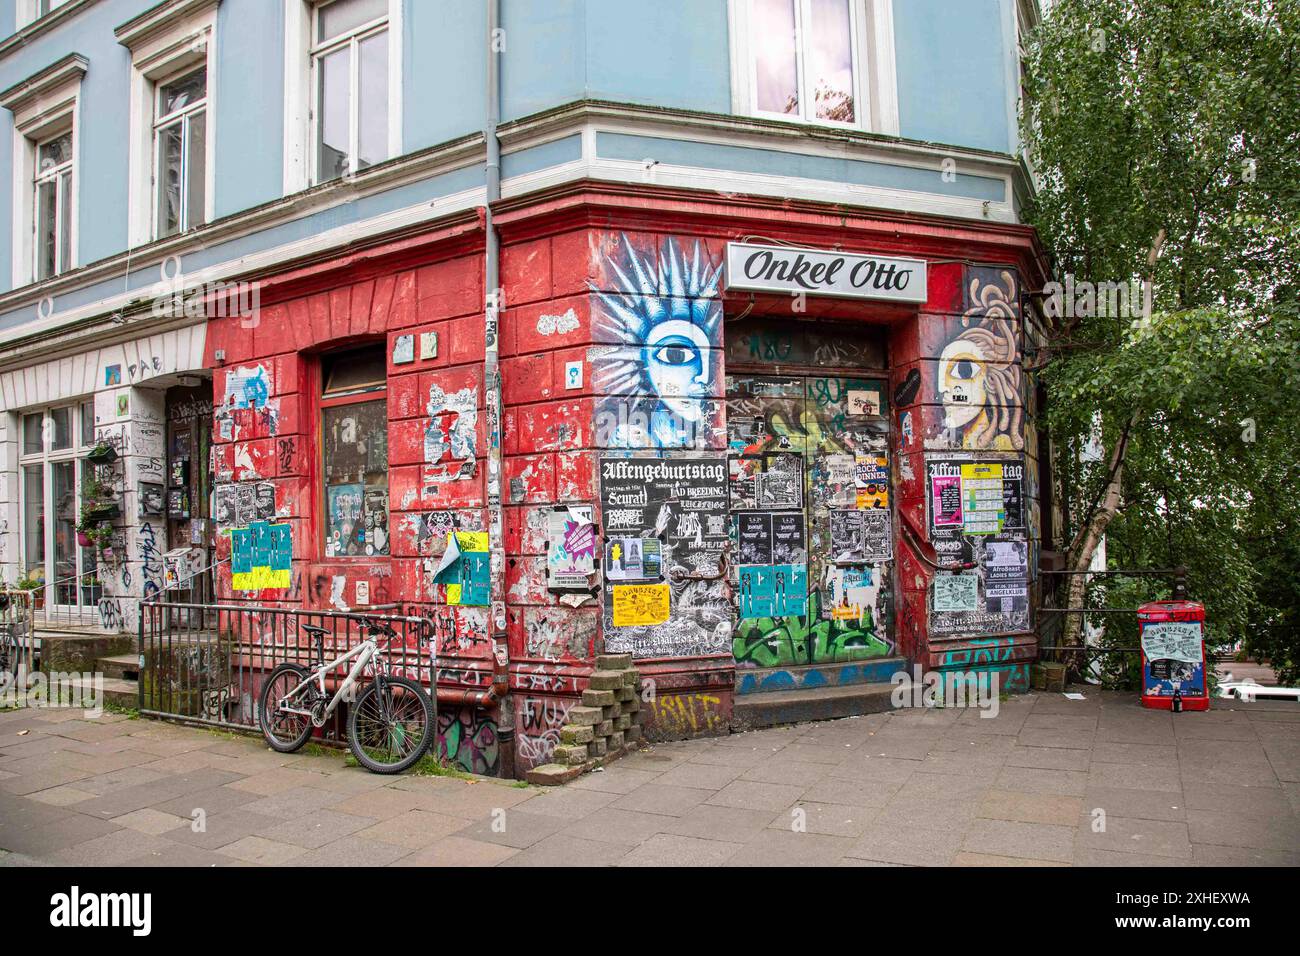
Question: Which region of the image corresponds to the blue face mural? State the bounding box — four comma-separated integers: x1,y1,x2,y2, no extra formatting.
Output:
591,236,724,449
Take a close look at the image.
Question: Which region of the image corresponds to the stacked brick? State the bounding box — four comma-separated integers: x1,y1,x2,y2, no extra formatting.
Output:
525,654,643,785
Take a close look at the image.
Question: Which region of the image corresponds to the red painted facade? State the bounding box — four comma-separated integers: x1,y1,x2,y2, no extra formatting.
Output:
203,185,1050,777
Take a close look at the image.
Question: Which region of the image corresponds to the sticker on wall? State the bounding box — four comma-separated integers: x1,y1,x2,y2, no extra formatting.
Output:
846,387,882,416
223,365,270,410
422,386,478,484
116,393,130,418
105,365,122,386
547,506,597,591
392,334,415,365
139,482,164,517
420,331,438,360
355,580,370,605
611,583,671,627
564,361,583,390
932,573,980,612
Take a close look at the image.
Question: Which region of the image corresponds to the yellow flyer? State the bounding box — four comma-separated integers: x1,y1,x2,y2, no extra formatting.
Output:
611,583,671,626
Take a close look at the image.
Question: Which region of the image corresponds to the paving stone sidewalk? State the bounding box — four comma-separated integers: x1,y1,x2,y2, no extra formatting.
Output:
1,690,1297,867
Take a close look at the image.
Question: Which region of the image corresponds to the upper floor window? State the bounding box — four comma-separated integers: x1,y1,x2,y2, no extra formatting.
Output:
731,0,899,135
34,129,74,281
312,0,389,182
154,66,208,238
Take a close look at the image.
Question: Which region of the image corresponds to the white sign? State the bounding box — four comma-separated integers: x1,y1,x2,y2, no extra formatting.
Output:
725,242,927,303
1141,621,1202,664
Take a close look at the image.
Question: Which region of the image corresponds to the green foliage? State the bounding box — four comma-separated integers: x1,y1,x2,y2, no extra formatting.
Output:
1022,0,1300,681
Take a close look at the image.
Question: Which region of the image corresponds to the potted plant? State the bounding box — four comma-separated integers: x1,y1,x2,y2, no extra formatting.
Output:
15,572,44,609
78,475,119,548
85,442,118,465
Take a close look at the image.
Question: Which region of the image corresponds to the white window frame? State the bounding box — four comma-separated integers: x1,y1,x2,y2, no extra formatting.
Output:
16,0,75,30
32,128,74,281
152,63,210,238
2,54,84,289
118,0,219,248
729,0,899,136
284,0,404,194
16,401,101,614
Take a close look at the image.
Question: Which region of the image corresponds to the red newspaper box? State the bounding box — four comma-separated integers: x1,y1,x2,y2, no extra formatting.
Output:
1139,601,1209,711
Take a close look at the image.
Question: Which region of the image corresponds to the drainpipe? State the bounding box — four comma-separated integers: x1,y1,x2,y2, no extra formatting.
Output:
481,0,514,778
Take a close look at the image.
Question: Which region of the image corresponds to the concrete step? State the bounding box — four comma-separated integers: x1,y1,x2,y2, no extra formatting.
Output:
36,631,135,674
735,657,907,695
97,653,142,680
731,680,897,732
60,675,138,709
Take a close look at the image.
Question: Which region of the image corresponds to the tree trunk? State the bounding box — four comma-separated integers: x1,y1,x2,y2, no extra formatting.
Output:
1061,415,1136,666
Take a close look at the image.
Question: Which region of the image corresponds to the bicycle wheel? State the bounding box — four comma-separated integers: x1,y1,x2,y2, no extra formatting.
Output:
259,663,314,753
347,676,434,774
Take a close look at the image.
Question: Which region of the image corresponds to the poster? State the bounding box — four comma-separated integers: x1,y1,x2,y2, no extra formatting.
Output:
729,456,761,510
738,564,807,619
235,483,256,528
432,531,490,606
961,462,1006,535
829,566,874,622
604,537,661,581
756,453,803,509
829,510,874,564
983,537,1029,612
546,506,597,591
932,573,980,612
736,513,773,565
254,481,276,521
599,457,729,569
820,454,857,507
931,472,964,528
611,583,671,626
325,483,363,557
230,522,292,590
214,484,236,528
854,454,890,509
1141,621,1203,664
363,488,389,556
771,512,807,564
859,509,893,563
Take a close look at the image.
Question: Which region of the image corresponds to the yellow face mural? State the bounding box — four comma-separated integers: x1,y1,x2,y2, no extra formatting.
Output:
939,270,1024,451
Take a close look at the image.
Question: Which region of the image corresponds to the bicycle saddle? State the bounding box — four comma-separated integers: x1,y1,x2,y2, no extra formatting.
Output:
300,624,329,637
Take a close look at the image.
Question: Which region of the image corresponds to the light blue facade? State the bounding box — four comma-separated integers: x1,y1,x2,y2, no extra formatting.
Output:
0,0,1027,326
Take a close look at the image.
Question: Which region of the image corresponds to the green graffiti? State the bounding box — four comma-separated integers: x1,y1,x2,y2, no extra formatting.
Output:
733,592,892,667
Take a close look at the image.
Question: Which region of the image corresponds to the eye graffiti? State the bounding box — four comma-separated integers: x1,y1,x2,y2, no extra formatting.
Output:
591,236,724,449
939,270,1024,451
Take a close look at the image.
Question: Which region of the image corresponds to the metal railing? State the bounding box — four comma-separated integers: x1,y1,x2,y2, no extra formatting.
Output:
1,589,37,678
138,600,435,744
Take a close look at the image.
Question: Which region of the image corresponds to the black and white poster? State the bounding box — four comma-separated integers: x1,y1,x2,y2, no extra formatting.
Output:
771,512,807,564
982,536,1029,613
736,513,773,565
756,452,803,509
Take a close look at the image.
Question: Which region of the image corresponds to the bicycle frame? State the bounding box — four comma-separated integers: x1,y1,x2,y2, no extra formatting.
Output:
275,638,384,725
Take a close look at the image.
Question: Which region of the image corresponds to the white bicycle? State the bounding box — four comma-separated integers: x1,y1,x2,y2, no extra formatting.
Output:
258,618,434,774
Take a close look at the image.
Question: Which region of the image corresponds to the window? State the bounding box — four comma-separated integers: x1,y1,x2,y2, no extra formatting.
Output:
34,129,74,280
312,0,389,182
320,346,389,558
751,0,858,124
731,0,898,134
17,402,103,612
154,66,208,238
2,53,84,287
